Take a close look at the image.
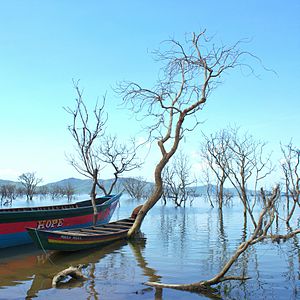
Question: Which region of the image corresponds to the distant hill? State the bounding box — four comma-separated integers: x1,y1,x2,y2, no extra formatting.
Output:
193,184,239,197
0,179,23,188
0,177,120,195
44,177,132,194
0,179,15,186
45,177,91,194
0,177,242,196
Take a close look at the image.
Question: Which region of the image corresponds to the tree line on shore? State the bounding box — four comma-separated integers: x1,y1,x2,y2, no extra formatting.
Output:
0,173,76,205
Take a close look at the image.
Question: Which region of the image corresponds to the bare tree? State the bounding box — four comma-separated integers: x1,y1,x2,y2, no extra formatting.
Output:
49,185,63,199
97,135,141,195
18,172,42,200
200,130,231,210
65,81,106,222
66,82,141,221
224,127,273,227
280,140,300,224
118,31,254,236
37,185,49,199
0,184,17,205
123,177,149,200
201,169,215,208
201,127,273,227
162,151,196,207
63,182,76,201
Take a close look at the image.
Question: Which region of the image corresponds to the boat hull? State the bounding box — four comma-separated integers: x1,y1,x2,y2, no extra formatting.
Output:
27,226,129,251
0,194,121,249
26,215,138,251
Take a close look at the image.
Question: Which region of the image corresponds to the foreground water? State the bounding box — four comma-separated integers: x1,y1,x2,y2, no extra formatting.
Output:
0,196,299,299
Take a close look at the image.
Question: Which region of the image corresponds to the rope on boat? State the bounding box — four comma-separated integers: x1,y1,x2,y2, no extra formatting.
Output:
34,228,56,266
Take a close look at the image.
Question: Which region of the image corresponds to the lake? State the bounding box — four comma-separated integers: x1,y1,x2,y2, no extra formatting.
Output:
0,195,299,299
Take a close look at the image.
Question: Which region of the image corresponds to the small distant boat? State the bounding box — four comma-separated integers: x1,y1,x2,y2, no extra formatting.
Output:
0,193,121,249
26,206,142,251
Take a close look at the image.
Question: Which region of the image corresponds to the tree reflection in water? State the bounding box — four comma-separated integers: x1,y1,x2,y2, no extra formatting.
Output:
21,237,160,299
0,200,299,299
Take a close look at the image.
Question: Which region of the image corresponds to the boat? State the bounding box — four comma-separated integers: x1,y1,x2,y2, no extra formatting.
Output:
0,193,121,249
26,206,142,251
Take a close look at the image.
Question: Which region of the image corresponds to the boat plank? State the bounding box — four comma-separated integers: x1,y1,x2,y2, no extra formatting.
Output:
103,224,132,229
80,228,125,234
116,221,135,225
92,226,122,232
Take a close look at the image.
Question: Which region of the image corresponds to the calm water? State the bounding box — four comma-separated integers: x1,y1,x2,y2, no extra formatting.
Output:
0,196,299,300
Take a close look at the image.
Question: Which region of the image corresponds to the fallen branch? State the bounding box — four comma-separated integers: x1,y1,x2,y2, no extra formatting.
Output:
52,265,87,287
146,281,221,298
270,229,300,243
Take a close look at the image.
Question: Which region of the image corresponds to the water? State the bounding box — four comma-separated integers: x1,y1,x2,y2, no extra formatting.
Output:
0,196,299,299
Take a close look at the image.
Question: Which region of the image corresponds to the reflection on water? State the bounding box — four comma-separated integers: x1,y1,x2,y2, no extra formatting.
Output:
0,197,299,299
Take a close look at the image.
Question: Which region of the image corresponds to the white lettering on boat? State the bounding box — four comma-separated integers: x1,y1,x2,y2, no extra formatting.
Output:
61,235,82,240
36,218,64,229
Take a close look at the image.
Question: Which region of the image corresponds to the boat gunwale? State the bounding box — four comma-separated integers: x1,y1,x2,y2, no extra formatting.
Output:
0,194,120,214
26,218,134,238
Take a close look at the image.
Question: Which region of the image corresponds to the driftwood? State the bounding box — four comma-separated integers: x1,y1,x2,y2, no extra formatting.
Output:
52,265,87,287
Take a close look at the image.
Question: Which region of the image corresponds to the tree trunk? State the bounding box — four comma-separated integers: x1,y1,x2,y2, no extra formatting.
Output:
91,169,98,225
286,198,297,224
218,181,224,210
127,158,166,237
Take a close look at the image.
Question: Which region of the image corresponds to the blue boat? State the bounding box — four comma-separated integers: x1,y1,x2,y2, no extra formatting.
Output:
0,193,121,249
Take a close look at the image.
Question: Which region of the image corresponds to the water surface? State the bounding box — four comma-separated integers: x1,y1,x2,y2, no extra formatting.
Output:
0,196,299,299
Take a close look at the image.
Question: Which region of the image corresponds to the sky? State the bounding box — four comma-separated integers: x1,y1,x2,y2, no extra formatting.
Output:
0,0,299,185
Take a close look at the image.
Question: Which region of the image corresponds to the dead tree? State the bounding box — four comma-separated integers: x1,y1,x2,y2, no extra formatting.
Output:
118,31,254,237
221,127,273,228
123,177,149,200
162,151,196,207
65,81,106,223
97,135,141,195
280,140,300,224
18,172,42,200
201,169,215,208
63,182,76,201
0,184,17,205
49,185,64,199
145,185,300,295
200,130,231,210
201,127,273,223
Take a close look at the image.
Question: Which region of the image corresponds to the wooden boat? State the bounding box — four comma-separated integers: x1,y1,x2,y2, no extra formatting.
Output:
26,206,141,251
0,193,121,249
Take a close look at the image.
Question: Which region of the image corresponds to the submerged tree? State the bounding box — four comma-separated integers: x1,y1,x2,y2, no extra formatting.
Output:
162,151,196,207
280,140,300,224
66,82,141,222
0,184,17,205
224,127,273,227
201,126,273,227
18,172,42,200
63,182,76,201
123,177,149,200
65,82,106,222
200,130,231,210
119,30,255,237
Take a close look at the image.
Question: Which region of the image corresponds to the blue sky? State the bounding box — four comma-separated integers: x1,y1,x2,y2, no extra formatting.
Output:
0,1,299,185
